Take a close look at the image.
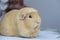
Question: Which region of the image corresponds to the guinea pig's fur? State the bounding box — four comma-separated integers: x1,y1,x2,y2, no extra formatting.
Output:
0,7,41,38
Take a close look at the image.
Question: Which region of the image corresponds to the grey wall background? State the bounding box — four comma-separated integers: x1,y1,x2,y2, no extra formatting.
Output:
24,0,60,30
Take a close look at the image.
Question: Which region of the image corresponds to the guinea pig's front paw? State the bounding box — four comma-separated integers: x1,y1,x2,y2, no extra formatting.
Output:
19,31,37,38
26,32,38,38
21,33,37,38
29,33,38,38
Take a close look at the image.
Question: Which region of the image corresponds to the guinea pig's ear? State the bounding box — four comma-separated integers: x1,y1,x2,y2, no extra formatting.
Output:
20,14,26,20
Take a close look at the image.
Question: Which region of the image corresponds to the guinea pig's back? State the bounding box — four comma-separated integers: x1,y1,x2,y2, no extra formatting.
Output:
0,10,19,36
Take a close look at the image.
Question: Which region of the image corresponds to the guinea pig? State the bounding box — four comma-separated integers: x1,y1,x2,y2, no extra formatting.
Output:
0,7,41,38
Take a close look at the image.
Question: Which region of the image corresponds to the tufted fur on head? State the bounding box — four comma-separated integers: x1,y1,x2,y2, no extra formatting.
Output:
0,7,41,38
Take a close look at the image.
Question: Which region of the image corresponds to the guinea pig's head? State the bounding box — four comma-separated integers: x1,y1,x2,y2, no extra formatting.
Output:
17,7,41,37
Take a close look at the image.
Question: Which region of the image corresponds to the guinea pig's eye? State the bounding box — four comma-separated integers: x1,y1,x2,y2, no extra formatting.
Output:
29,15,32,18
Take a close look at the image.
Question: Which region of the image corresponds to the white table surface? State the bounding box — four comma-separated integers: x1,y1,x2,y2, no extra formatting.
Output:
0,30,60,40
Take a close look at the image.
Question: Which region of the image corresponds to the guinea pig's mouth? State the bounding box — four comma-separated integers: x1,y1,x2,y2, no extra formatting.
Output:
34,24,40,28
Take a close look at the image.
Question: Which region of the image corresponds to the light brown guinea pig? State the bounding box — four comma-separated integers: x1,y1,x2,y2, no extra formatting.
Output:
0,7,41,38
